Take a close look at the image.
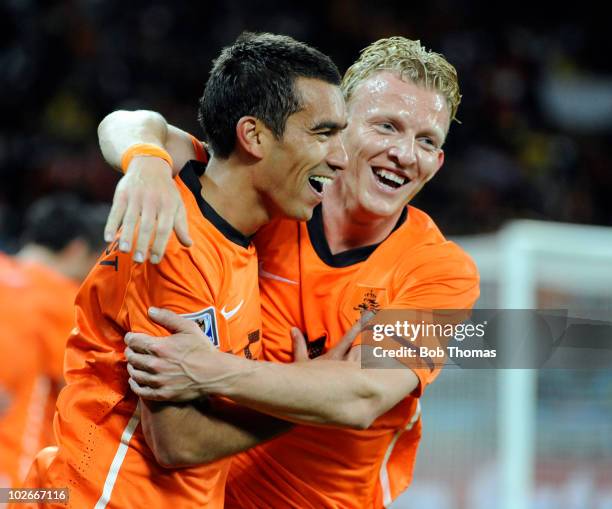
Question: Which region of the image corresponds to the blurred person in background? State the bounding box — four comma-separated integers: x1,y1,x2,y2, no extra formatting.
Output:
0,195,108,490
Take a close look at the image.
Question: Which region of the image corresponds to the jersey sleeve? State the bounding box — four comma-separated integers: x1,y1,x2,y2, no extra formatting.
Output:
116,239,229,352
386,241,480,396
189,135,209,164
390,241,480,310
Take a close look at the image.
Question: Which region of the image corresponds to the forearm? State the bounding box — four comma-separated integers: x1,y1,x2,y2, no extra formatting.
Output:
140,397,291,468
98,110,169,170
201,355,418,429
98,110,199,175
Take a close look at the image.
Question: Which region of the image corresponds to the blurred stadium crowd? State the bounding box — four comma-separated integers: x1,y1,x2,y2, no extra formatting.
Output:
1,0,611,251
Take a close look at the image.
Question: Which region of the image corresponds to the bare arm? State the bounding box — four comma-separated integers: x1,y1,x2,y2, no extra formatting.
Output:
128,309,381,468
97,110,200,262
126,308,419,430
98,110,196,174
204,354,417,430
140,397,291,468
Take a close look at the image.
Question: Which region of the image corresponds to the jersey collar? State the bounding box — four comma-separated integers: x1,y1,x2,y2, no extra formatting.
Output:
180,161,253,249
306,204,408,268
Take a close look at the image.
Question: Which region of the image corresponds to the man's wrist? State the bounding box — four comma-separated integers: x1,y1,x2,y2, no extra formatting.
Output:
198,352,259,399
121,143,173,174
125,156,174,179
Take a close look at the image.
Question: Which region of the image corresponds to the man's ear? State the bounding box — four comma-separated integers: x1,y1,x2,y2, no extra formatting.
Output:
426,149,445,183
235,116,269,159
60,237,88,260
437,149,445,170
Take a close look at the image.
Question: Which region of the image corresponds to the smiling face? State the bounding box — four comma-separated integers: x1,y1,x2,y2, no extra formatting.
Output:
257,77,348,221
337,71,450,220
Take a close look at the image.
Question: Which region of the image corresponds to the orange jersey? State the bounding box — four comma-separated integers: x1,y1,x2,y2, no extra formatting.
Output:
226,204,479,508
0,253,78,489
33,162,262,509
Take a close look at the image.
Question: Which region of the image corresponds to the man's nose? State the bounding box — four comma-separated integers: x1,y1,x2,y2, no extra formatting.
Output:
327,135,348,171
388,137,416,168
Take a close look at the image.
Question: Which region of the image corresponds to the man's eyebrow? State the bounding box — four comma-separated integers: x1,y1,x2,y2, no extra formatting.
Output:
311,120,348,131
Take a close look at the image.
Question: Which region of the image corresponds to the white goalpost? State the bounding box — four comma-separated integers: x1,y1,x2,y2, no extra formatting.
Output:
465,220,612,509
396,219,612,509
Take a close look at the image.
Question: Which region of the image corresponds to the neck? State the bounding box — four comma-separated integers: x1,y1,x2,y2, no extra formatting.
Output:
16,244,66,277
17,243,56,265
321,182,403,254
200,157,271,237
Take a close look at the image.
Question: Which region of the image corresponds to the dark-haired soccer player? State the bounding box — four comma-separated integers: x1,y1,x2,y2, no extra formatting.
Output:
97,37,479,508
0,195,107,490
15,32,347,509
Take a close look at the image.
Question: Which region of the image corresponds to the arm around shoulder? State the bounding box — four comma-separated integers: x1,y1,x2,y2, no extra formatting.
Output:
98,110,198,175
140,397,292,468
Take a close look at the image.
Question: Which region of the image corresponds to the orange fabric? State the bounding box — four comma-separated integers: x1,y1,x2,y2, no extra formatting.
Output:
226,205,480,508
189,135,208,164
6,446,59,509
19,262,78,385
0,254,77,490
32,166,261,509
120,143,174,174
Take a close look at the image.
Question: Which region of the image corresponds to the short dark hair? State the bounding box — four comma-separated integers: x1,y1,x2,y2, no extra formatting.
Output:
198,32,341,158
21,194,109,253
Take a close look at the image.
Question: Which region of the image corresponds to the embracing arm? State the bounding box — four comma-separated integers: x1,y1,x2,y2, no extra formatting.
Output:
127,309,419,430
188,353,418,430
98,110,196,174
139,397,291,468
97,110,200,261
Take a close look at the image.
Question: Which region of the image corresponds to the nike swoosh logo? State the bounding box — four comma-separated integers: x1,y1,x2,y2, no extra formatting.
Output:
220,300,244,320
258,261,298,285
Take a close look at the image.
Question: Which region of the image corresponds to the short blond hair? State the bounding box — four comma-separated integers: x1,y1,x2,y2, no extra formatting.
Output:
342,37,461,123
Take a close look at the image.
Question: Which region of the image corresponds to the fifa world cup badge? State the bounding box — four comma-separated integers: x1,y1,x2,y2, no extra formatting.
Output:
181,307,220,347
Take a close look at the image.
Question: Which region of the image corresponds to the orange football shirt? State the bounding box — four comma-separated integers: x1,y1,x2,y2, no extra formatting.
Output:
19,162,262,509
225,204,479,508
0,253,78,489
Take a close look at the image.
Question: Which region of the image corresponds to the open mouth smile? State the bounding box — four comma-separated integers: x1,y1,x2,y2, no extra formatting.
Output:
371,167,409,190
308,175,333,194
